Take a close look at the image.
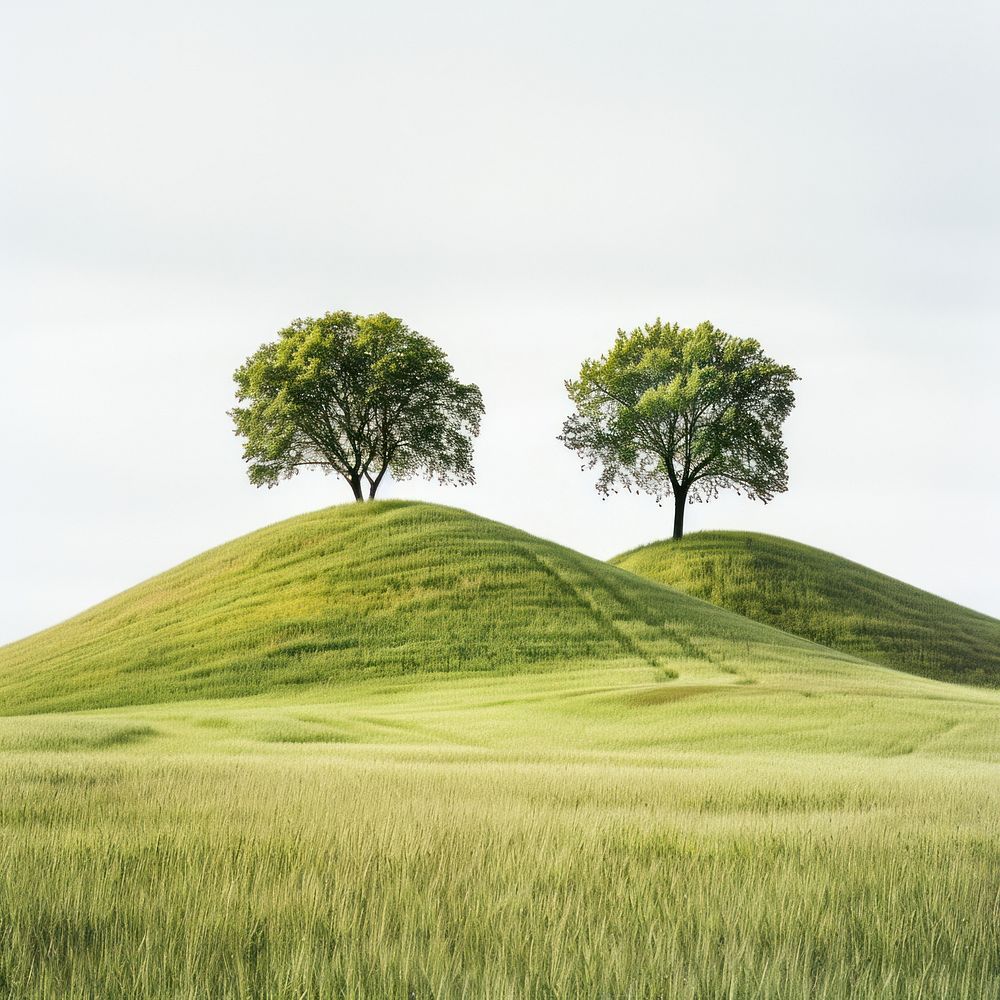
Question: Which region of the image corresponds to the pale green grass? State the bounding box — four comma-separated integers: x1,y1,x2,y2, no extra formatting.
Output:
613,530,1000,686
0,663,997,999
1,503,998,996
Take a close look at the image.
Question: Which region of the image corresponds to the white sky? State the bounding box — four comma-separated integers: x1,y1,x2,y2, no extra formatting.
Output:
2,0,998,645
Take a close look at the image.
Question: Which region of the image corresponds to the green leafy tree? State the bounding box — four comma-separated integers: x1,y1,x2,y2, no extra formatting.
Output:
560,320,798,539
231,311,484,501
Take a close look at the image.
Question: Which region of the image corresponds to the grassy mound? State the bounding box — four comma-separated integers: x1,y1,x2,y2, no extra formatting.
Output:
613,530,1000,686
2,505,1000,997
0,502,850,714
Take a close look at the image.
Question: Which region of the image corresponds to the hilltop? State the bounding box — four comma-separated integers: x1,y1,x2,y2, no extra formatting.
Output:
0,502,857,715
613,530,1000,686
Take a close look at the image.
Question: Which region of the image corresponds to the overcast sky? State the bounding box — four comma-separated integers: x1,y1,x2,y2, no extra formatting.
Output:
2,0,998,645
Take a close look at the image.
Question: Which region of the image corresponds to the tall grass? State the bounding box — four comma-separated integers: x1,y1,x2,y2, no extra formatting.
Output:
0,665,996,999
1,503,997,996
613,530,1000,686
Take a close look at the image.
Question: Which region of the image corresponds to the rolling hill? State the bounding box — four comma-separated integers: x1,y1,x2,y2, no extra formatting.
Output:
612,530,1000,686
0,501,858,715
2,502,1000,998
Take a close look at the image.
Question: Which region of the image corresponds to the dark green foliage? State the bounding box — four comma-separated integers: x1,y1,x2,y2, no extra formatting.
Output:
561,320,798,537
230,312,484,500
614,531,1000,687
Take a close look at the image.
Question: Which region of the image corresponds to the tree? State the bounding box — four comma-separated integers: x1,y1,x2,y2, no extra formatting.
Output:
559,320,798,539
230,311,484,501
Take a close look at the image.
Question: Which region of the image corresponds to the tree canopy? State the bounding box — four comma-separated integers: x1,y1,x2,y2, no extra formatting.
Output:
230,311,484,501
559,320,798,538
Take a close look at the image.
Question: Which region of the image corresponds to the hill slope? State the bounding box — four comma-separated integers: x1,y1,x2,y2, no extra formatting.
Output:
612,531,1000,686
0,502,860,715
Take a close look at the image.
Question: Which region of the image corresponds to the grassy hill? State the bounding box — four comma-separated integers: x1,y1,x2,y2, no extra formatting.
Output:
1,502,999,997
0,501,856,715
612,530,1000,686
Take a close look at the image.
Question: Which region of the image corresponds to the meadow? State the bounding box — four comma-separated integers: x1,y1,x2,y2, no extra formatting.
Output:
0,665,997,999
0,503,997,998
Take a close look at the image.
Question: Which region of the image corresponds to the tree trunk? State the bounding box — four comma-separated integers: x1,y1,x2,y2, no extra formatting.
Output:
368,467,387,500
672,488,688,540
349,476,364,502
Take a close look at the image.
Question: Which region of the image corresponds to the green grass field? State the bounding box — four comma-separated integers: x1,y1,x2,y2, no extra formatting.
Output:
614,530,1000,687
0,503,998,998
